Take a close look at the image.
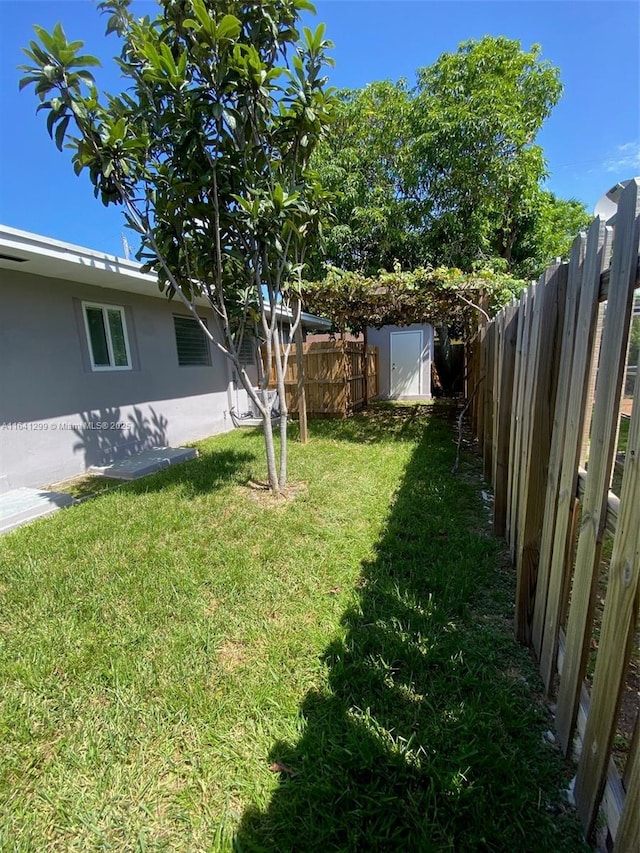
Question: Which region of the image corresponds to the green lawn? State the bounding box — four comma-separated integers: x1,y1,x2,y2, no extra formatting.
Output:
0,404,586,852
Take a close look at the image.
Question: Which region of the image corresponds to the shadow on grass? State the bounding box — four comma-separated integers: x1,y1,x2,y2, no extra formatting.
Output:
308,401,440,445
68,404,443,501
61,448,257,502
234,406,585,852
125,447,257,497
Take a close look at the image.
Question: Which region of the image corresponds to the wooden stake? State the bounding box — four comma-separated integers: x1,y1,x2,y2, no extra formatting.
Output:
294,322,308,444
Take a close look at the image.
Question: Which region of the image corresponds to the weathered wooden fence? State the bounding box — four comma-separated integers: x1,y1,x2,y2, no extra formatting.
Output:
269,340,379,417
467,178,640,850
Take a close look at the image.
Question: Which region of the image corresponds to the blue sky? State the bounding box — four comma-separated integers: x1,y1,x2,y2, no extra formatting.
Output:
1,0,638,258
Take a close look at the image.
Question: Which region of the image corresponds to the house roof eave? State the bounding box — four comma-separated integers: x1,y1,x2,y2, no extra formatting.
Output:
0,225,331,329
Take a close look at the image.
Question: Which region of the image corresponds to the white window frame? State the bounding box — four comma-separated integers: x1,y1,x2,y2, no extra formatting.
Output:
82,301,132,372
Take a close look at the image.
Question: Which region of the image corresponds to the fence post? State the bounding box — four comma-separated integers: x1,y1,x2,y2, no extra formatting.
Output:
555,179,640,754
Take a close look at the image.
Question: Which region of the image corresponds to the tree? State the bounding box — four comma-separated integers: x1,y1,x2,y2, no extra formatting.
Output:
407,36,564,271
308,81,424,276
508,190,591,279
311,37,589,280
20,0,335,493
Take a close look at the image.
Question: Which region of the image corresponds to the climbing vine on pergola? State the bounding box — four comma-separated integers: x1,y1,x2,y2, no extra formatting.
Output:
303,266,527,337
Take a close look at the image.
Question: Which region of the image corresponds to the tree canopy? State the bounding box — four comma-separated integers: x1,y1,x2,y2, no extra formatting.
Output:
310,36,591,280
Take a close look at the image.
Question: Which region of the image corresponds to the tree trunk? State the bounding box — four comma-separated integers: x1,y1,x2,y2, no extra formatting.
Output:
261,400,280,493
279,405,288,488
294,320,308,444
362,327,369,408
272,325,289,489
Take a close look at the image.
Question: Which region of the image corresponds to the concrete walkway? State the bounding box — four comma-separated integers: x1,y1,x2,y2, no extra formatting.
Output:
0,488,75,534
1,446,198,534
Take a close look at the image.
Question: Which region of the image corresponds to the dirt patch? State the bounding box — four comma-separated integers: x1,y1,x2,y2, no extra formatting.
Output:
619,398,633,417
204,595,219,617
218,640,248,673
242,480,308,507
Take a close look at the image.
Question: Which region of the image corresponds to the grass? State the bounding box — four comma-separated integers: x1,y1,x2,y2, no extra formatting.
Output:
617,413,630,455
0,403,587,852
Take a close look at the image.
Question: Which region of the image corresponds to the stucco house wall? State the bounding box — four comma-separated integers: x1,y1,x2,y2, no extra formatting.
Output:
0,229,239,490
366,323,434,400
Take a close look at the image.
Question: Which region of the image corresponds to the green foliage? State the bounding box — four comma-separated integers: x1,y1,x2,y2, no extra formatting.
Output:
509,190,592,279
309,81,422,276
20,0,335,338
303,265,526,335
411,36,563,271
311,36,590,280
20,0,337,490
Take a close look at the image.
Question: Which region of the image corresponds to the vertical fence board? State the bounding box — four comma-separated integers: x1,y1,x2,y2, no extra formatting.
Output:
506,291,527,550
531,234,586,656
483,322,496,480
574,349,640,836
477,325,487,452
615,732,640,853
580,302,606,467
484,323,497,481
469,340,479,434
515,264,567,644
494,306,518,536
510,285,536,559
538,219,611,691
491,310,504,490
515,283,541,562
555,179,640,754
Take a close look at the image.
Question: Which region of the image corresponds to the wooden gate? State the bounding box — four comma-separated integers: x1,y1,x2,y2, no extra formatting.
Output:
269,340,379,417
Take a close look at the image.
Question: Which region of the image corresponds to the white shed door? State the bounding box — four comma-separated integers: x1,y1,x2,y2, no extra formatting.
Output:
390,331,422,396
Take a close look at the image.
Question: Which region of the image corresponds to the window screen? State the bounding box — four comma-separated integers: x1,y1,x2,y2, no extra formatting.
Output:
174,316,211,366
238,335,256,366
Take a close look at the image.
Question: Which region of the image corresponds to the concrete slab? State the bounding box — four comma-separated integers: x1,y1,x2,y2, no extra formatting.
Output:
0,487,75,534
88,446,198,480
